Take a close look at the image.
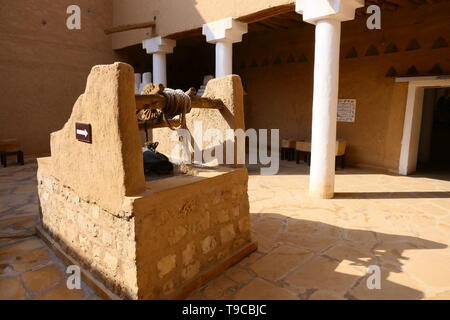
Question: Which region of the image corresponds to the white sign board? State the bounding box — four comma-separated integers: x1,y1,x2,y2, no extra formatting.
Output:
337,99,356,122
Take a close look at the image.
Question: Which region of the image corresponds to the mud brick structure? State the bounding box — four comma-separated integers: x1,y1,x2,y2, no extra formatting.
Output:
36,62,255,299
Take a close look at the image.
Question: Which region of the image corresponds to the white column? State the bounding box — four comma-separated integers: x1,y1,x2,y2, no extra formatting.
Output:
296,0,364,199
139,72,153,93
310,19,341,199
142,36,176,87
215,41,233,78
202,18,248,78
152,53,167,86
134,73,142,94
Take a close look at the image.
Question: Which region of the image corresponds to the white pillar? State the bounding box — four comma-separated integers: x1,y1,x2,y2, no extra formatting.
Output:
139,72,153,93
310,19,341,199
134,73,142,94
142,36,176,87
202,18,248,78
296,0,364,199
215,41,233,78
152,53,167,85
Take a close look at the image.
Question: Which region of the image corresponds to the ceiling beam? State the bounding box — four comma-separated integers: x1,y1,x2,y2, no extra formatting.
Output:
104,21,155,35
237,3,296,24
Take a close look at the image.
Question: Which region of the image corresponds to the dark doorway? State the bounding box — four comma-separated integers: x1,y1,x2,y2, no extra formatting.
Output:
417,87,450,175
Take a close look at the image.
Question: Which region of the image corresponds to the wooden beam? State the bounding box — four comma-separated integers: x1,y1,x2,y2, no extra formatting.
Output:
237,3,296,24
257,21,279,30
190,96,226,110
167,28,202,40
104,21,155,35
366,0,401,9
139,119,181,129
264,18,292,29
136,94,165,110
270,15,302,28
249,22,275,32
135,94,225,111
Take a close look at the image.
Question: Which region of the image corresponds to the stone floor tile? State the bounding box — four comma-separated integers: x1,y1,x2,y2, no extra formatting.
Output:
21,264,64,293
0,237,44,261
349,268,424,300
11,248,52,273
426,290,450,300
0,262,15,276
250,245,313,281
238,251,264,267
12,184,37,194
284,256,363,295
231,278,299,300
308,290,345,300
203,275,238,299
322,244,376,269
0,278,26,300
276,232,337,253
224,265,254,284
402,251,450,289
33,284,87,300
251,218,284,238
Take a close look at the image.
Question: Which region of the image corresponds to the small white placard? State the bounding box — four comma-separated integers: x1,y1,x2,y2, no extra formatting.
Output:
337,99,356,122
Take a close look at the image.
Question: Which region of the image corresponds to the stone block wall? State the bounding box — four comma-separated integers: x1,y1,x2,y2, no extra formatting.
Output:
133,168,251,299
38,163,252,299
38,167,139,299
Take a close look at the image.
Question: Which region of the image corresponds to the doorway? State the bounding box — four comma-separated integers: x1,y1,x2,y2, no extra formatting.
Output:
417,87,450,174
398,77,450,175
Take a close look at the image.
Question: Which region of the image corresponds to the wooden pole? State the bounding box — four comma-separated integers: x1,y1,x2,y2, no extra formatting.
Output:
138,119,181,129
135,94,225,111
104,21,155,35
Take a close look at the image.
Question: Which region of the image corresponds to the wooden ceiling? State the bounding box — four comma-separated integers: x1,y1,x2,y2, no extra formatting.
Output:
359,0,449,14
248,11,304,33
246,0,448,34
172,0,447,45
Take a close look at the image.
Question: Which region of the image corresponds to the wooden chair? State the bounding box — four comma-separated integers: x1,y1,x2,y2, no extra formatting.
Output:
0,139,24,168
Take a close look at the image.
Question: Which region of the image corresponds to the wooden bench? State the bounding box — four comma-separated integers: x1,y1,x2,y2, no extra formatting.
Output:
0,139,24,167
281,139,296,161
295,141,311,165
295,140,347,169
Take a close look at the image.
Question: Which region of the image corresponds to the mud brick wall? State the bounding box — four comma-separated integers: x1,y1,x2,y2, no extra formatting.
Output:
151,74,245,166
37,63,253,299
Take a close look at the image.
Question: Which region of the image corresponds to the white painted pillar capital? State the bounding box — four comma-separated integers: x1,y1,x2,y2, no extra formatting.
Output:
296,0,363,199
142,36,176,55
296,0,364,24
142,36,176,86
202,18,248,78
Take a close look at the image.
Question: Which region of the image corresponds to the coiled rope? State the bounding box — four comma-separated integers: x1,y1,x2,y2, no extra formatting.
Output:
161,88,192,130
137,85,192,131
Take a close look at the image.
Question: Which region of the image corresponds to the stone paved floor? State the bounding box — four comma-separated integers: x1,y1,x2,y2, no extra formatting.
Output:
189,161,450,300
1,160,450,300
0,160,97,300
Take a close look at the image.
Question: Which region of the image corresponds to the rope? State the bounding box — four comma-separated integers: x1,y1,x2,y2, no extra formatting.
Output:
162,89,192,130
137,108,162,122
136,88,192,131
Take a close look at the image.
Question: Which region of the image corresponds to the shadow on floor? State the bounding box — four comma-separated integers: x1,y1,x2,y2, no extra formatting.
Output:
246,160,400,177
249,213,448,300
334,191,450,199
